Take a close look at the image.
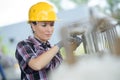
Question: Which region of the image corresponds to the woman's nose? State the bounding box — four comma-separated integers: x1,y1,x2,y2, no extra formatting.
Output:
47,26,53,32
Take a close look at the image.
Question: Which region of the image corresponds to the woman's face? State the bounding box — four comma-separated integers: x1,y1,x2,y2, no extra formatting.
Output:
31,21,54,42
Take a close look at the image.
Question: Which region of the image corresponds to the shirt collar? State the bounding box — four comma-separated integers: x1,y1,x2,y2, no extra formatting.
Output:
27,36,51,48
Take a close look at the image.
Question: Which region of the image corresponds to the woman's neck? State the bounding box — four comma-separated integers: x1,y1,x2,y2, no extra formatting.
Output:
34,36,47,43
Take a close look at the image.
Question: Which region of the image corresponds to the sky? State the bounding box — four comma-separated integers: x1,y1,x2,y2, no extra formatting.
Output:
0,0,48,27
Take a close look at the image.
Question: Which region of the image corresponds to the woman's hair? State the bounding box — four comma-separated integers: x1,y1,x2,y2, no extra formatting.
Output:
30,21,37,33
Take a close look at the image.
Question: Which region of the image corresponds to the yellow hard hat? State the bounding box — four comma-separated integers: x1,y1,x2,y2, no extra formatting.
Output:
28,2,57,22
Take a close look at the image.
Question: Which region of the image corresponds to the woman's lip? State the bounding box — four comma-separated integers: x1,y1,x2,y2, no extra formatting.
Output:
46,34,52,36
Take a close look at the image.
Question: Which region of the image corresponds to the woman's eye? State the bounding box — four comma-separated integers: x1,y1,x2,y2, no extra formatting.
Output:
50,22,54,26
41,23,47,27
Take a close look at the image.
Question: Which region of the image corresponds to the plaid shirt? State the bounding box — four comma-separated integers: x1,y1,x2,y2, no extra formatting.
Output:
15,36,63,80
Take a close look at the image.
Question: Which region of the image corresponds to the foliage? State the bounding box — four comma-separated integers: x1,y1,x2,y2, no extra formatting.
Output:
49,0,63,10
71,0,88,5
106,0,120,21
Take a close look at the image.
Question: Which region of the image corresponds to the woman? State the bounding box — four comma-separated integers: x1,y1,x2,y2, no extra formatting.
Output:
15,2,63,80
